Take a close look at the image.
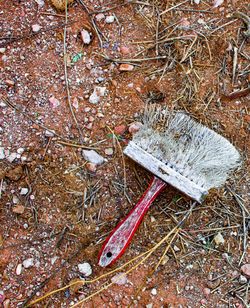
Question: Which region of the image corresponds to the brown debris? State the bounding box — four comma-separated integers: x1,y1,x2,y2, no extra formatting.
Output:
5,166,23,181
51,0,75,11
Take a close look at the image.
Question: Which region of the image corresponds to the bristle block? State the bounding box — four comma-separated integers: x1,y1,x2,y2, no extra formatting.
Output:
124,142,208,203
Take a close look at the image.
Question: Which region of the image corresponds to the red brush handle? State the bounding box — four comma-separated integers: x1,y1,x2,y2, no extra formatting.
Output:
98,176,167,267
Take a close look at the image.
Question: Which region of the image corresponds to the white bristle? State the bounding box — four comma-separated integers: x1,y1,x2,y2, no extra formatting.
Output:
131,106,241,191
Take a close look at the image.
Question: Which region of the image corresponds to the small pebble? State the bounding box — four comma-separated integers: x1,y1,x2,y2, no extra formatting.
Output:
49,96,60,108
20,188,29,195
239,275,247,284
0,48,6,53
7,153,17,163
86,162,97,172
32,24,41,32
104,148,113,156
241,264,250,278
120,46,130,55
23,258,34,269
203,287,211,296
119,64,134,72
161,255,169,265
173,245,180,252
105,15,115,23
151,288,157,296
111,272,128,285
82,150,106,165
95,13,105,21
16,264,22,275
81,29,91,44
0,147,5,160
129,122,143,134
78,262,92,277
214,232,225,245
45,130,55,137
114,125,126,135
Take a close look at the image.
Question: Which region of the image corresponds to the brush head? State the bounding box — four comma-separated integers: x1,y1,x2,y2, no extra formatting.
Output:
124,106,241,203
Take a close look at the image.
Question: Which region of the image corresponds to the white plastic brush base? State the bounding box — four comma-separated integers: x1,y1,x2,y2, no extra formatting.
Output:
124,141,208,203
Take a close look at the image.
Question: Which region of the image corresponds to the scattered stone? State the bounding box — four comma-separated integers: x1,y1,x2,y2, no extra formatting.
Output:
81,29,91,44
194,0,200,3
23,258,34,269
17,148,24,155
146,304,153,308
89,86,106,104
214,232,225,245
16,264,22,275
5,80,15,87
95,13,105,21
213,0,224,7
173,245,180,252
35,0,45,6
51,0,74,10
86,162,97,172
0,48,6,53
12,204,25,214
49,96,60,108
120,46,130,55
129,122,143,134
119,64,134,72
6,165,23,181
86,123,93,130
114,125,126,135
239,275,248,284
0,148,5,160
0,291,5,304
32,24,41,32
82,150,106,165
207,278,220,289
150,216,156,223
161,255,170,265
241,264,250,278
203,288,211,296
111,272,128,285
45,130,55,137
78,262,92,277
6,153,17,163
151,288,157,295
20,188,29,195
104,148,113,156
105,15,115,23
72,97,79,109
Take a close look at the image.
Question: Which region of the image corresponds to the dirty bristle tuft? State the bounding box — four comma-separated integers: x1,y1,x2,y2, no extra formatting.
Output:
132,105,241,190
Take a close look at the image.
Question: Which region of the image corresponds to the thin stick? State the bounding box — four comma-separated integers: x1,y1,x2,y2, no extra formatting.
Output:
160,0,189,16
63,0,83,142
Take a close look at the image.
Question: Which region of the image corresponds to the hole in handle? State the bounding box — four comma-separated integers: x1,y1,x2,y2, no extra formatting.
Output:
106,252,112,258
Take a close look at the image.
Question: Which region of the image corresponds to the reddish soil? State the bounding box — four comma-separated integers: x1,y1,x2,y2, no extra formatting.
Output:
0,0,249,307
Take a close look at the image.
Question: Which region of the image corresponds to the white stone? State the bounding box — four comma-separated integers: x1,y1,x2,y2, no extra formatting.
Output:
105,15,115,23
7,153,17,163
151,288,157,295
45,130,55,137
82,150,106,165
23,258,34,269
89,87,106,104
0,147,5,159
0,48,6,53
16,264,22,275
214,232,225,245
32,24,41,32
35,0,45,6
78,262,92,277
17,148,25,154
81,29,91,44
12,195,19,204
111,272,128,285
20,188,29,195
194,0,200,3
239,275,247,284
